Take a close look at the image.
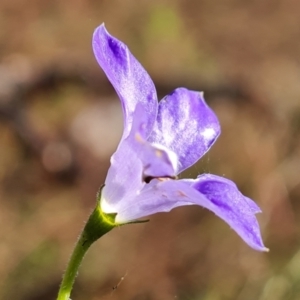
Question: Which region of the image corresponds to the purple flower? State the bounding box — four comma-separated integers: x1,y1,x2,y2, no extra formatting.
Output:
92,24,267,252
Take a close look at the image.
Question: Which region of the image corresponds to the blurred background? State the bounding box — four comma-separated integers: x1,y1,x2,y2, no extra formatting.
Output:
1,0,300,299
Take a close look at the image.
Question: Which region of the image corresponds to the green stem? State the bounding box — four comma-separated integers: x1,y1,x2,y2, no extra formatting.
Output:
57,201,116,300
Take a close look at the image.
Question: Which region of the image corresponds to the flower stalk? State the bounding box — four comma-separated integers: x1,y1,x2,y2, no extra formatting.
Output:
57,195,116,300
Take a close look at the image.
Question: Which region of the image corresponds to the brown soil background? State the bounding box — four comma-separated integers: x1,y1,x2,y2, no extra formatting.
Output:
1,1,300,299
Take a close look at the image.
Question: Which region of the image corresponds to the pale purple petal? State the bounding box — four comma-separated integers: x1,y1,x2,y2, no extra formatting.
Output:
148,88,220,173
115,176,267,251
190,174,267,251
245,197,262,214
92,24,158,139
102,128,178,214
102,139,144,214
194,174,262,213
114,179,195,222
128,103,178,178
132,134,178,179
101,142,177,214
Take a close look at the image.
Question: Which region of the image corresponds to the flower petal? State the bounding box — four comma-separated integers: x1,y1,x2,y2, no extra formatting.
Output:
101,124,179,214
115,174,267,251
92,24,158,139
190,174,267,251
148,88,220,173
101,139,144,214
114,179,195,222
101,143,178,214
129,103,179,178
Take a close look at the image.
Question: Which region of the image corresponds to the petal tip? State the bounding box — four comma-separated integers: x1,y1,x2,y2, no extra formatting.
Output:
93,23,108,41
